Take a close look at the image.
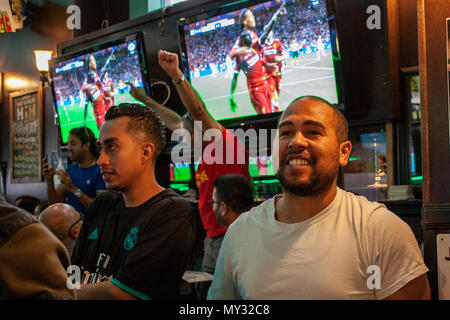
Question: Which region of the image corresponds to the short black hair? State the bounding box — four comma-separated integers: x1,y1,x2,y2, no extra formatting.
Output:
69,126,99,158
105,103,166,158
14,195,40,215
240,29,253,47
87,70,96,83
214,174,254,214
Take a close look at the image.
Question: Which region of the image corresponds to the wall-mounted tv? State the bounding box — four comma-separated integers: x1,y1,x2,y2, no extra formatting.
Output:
249,155,275,178
169,162,199,182
169,161,199,194
49,33,150,144
179,0,341,123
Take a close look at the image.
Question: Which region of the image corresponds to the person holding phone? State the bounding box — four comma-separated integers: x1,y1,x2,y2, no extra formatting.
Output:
42,127,106,214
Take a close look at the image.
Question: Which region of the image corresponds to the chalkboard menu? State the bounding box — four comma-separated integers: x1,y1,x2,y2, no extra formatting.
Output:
9,88,43,183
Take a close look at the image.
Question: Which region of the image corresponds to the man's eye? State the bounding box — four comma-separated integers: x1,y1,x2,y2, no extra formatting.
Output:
280,130,291,136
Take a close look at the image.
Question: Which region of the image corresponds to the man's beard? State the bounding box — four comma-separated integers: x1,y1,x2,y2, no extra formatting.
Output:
275,151,339,197
214,210,227,228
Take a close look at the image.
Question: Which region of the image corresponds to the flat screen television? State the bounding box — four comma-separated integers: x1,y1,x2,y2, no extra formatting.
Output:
49,33,150,144
179,0,342,124
169,162,199,182
169,162,199,193
248,155,275,178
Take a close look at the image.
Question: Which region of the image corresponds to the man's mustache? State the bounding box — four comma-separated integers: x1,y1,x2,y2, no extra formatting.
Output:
280,150,315,166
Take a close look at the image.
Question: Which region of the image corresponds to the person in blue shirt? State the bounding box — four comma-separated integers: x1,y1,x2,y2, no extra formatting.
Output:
42,127,106,214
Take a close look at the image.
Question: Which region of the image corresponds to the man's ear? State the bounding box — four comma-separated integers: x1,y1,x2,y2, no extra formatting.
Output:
83,141,91,152
70,221,83,239
141,143,156,165
339,141,352,167
220,202,229,217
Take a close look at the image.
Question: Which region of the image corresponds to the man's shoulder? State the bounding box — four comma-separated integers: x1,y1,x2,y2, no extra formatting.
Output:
66,162,79,172
96,190,122,201
159,189,192,206
89,191,122,212
143,189,193,218
228,198,272,233
338,188,406,229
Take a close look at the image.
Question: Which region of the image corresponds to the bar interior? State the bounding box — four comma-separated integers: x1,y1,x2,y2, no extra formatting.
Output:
0,0,449,302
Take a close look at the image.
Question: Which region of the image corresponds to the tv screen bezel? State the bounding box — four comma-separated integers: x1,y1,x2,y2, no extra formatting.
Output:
177,0,345,128
48,32,151,146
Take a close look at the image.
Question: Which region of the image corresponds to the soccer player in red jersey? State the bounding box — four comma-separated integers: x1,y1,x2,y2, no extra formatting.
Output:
229,9,259,59
230,2,286,59
101,72,117,111
81,55,107,129
261,31,285,112
230,30,275,114
229,2,286,114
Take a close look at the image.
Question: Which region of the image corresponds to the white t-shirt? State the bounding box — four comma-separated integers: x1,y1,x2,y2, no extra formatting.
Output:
207,188,428,300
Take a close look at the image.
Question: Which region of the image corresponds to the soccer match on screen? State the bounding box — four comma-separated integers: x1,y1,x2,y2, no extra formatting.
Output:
182,0,338,121
50,39,146,143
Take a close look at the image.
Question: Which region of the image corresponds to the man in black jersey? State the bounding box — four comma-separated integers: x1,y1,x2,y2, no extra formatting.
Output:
71,103,195,299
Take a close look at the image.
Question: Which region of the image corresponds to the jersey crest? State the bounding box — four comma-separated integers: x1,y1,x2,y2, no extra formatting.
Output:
124,227,139,250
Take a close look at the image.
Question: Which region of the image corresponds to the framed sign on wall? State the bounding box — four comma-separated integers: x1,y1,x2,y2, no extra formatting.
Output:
9,88,43,183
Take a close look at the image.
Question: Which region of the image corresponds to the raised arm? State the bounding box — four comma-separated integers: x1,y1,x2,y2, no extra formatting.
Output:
127,82,182,131
158,50,222,132
259,2,286,45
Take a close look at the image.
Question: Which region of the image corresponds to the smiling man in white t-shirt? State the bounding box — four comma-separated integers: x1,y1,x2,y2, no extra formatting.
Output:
208,96,430,300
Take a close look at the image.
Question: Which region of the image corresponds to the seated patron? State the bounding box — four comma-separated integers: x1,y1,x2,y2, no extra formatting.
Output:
42,127,106,215
71,103,195,300
0,199,76,299
196,174,254,299
14,195,40,215
208,96,430,300
39,203,83,256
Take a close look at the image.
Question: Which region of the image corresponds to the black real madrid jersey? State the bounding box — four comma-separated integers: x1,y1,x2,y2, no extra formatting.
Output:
71,189,195,299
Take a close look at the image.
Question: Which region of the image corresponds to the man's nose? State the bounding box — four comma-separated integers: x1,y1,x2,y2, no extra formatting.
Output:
97,150,108,167
289,131,308,149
